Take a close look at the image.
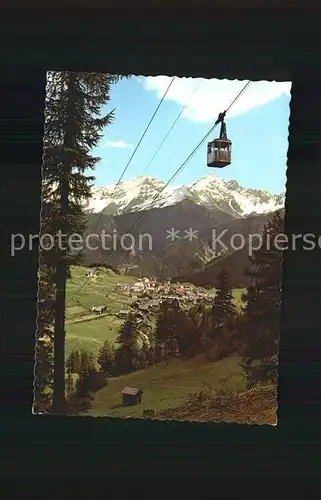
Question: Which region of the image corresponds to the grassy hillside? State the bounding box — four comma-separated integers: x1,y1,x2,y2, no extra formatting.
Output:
64,267,275,424
154,385,277,425
65,266,136,357
86,354,248,418
66,266,136,316
83,352,276,424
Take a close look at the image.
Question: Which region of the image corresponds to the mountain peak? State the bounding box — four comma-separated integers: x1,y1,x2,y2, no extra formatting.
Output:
86,174,285,218
225,180,240,190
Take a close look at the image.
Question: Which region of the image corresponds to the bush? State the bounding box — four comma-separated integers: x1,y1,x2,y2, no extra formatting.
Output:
66,393,93,414
200,333,214,353
76,370,108,395
143,409,155,418
241,355,279,389
185,344,199,358
206,344,231,362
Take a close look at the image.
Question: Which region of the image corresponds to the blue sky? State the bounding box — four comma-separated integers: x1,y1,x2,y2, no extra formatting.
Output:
92,76,291,195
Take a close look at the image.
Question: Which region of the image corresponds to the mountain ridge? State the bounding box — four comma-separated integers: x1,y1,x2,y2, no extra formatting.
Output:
85,174,285,219
81,174,285,285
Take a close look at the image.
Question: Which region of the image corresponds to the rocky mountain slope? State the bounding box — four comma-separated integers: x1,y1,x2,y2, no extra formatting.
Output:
82,198,226,275
82,175,285,284
85,174,285,218
175,209,285,287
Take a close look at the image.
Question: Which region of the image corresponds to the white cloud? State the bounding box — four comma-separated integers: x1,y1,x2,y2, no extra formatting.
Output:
142,76,292,124
103,140,133,149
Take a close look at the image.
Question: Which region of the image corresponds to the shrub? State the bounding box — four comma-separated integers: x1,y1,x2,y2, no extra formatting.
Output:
66,393,93,414
206,344,231,362
76,369,108,395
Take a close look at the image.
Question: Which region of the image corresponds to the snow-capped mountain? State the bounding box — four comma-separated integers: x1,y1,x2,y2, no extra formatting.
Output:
85,174,285,218
190,176,285,216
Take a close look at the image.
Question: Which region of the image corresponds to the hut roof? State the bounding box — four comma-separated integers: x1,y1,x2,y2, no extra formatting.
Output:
121,386,142,396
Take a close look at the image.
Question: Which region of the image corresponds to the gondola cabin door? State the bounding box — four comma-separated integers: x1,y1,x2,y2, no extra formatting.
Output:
207,120,232,168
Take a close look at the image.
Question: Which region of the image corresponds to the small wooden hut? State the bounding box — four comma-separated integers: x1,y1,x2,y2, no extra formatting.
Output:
121,387,143,406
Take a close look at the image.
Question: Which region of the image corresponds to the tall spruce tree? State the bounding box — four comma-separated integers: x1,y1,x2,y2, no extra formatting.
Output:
116,313,139,345
97,340,115,376
34,195,58,413
66,372,75,397
155,299,182,358
66,349,81,375
115,314,140,374
78,349,96,378
211,268,236,331
240,210,284,387
182,304,206,356
42,71,120,413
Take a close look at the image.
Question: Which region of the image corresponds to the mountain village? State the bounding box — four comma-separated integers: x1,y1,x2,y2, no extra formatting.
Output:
90,270,215,320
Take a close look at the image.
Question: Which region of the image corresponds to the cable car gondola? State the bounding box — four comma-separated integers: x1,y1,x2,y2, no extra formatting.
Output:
207,113,232,168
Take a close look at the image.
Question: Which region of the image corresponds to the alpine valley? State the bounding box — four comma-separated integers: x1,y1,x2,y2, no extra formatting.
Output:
82,174,285,287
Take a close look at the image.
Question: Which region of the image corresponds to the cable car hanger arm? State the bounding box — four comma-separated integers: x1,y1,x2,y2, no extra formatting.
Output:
215,110,227,125
214,111,228,139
